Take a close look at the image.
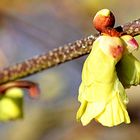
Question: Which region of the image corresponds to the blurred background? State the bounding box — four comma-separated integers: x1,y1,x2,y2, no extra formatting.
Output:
0,0,140,140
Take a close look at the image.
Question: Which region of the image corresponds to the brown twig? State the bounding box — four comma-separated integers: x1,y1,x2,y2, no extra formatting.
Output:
0,18,139,85
0,80,40,98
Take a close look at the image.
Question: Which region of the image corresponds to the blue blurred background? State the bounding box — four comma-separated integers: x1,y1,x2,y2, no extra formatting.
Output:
0,0,140,140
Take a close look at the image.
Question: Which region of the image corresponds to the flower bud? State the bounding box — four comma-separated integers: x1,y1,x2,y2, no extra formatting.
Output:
93,9,115,32
0,87,23,121
121,35,139,53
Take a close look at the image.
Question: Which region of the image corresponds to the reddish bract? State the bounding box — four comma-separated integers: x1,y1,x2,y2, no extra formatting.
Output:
93,12,115,32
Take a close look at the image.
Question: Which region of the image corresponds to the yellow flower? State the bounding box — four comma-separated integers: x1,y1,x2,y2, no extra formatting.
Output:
76,35,131,127
0,87,23,121
117,35,139,88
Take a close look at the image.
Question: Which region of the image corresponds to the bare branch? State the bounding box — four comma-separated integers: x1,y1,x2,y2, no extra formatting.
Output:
0,18,140,85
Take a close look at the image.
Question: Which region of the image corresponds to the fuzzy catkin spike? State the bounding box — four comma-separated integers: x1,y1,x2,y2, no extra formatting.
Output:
0,35,95,84
117,19,140,36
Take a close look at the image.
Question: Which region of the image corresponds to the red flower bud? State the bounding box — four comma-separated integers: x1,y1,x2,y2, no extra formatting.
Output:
93,9,115,32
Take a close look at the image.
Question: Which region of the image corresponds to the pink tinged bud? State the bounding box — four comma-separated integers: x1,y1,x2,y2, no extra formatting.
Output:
121,35,139,53
128,38,139,49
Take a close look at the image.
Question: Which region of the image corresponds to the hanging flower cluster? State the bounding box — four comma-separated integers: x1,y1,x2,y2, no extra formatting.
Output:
76,9,139,127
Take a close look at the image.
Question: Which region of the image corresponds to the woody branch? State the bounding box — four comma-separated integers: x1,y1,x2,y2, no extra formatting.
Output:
0,18,139,85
